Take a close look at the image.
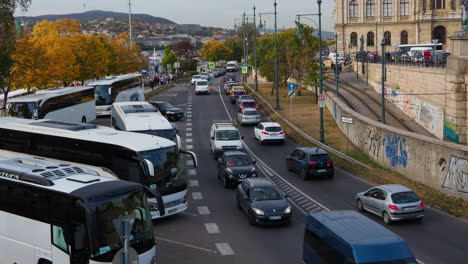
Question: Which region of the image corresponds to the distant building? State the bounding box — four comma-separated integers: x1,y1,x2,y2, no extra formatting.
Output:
180,24,202,32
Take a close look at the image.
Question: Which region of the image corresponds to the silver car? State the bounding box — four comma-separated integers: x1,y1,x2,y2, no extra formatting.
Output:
237,108,261,126
356,184,424,225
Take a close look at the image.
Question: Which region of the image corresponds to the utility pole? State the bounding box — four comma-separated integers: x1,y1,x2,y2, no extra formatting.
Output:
274,0,280,109
335,33,339,96
360,35,365,74
318,0,324,143
381,38,386,124
243,13,247,63
128,0,132,44
254,6,259,92
246,16,249,62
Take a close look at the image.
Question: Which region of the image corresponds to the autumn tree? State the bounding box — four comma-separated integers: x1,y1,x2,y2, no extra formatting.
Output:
224,38,242,61
173,40,195,59
200,40,233,62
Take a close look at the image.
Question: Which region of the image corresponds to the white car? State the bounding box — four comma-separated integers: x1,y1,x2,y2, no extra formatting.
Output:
195,80,210,95
210,121,244,158
191,75,203,85
254,122,285,144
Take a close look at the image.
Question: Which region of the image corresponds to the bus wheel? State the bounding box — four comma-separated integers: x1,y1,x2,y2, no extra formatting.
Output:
38,259,52,264
81,116,87,123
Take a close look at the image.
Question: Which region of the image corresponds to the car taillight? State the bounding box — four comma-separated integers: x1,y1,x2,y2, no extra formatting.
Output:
261,131,269,135
388,205,399,210
279,131,285,135
242,116,247,119
254,105,259,109
308,162,317,166
419,202,424,208
326,161,333,165
240,106,245,109
256,115,261,119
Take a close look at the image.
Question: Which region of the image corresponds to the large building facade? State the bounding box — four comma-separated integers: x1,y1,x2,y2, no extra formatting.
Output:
335,0,463,53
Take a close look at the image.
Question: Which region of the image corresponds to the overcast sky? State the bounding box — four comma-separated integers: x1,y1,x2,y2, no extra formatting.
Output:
15,0,335,31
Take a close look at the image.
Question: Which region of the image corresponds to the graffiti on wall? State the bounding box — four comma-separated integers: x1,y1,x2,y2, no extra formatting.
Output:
383,133,408,168
444,119,460,144
440,156,468,194
367,129,382,157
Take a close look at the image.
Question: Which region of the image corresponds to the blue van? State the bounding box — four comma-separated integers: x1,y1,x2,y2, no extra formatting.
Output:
303,210,417,264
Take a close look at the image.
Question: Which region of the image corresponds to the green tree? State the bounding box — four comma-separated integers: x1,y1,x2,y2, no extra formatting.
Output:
162,46,177,71
200,40,233,62
224,38,242,62
179,59,197,72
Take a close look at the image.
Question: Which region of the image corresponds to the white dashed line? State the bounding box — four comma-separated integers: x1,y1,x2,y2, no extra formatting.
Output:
197,206,211,215
204,223,221,234
187,118,192,122
186,133,192,137
192,192,203,200
186,138,193,142
187,123,192,126
187,127,192,131
155,237,217,254
188,169,197,176
186,145,193,150
187,114,193,118
215,243,235,256
188,180,199,187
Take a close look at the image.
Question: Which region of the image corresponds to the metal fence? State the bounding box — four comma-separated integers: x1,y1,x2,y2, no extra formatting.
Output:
354,53,448,69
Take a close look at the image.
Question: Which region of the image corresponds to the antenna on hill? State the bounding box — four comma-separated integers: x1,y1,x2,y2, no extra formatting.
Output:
128,0,133,44
82,0,86,11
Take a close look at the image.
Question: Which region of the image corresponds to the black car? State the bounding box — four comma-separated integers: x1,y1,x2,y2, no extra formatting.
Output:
225,73,236,82
217,151,257,188
230,90,247,104
286,147,334,180
237,178,292,225
149,101,184,121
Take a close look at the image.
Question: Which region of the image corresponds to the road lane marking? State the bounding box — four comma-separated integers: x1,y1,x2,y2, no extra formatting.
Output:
187,118,192,122
187,114,193,118
186,145,193,150
189,180,199,187
186,133,192,137
181,211,199,217
187,127,192,131
186,138,193,142
155,237,218,254
192,192,203,200
188,169,197,176
204,223,221,234
187,122,192,126
215,243,235,256
197,206,211,215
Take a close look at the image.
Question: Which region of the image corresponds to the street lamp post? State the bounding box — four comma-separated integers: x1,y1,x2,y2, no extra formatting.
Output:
360,35,365,75
317,0,324,143
254,6,259,92
381,38,386,124
274,0,279,109
335,33,339,96
243,13,246,63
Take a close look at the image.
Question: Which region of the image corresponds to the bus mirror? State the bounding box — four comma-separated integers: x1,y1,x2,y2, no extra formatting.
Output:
143,187,165,217
108,87,112,95
144,159,155,177
181,149,198,168
176,135,181,150
33,109,38,120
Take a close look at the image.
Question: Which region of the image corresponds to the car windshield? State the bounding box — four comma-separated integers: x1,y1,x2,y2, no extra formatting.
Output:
244,110,259,116
94,85,112,106
251,187,284,201
216,130,240,140
361,258,417,264
265,126,282,132
228,83,239,87
309,154,330,162
242,102,256,107
234,91,246,95
159,102,174,110
197,81,208,85
88,190,153,262
226,155,252,167
391,192,420,204
193,76,201,79
8,102,38,119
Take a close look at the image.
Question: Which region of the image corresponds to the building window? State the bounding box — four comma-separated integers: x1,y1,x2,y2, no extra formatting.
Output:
349,1,359,18
350,32,358,46
366,0,375,17
400,31,408,44
383,0,392,16
367,32,375,46
432,0,445,9
400,0,410,16
384,31,391,45
432,26,446,44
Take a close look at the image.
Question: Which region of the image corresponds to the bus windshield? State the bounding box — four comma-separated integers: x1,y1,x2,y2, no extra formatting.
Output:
88,190,154,262
8,102,38,119
140,129,176,142
140,146,185,196
94,85,112,106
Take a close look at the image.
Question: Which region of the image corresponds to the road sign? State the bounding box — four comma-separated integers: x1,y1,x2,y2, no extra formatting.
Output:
174,62,180,69
341,116,354,124
167,64,172,71
318,93,326,108
288,83,297,91
208,62,215,69
288,90,296,97
242,66,248,74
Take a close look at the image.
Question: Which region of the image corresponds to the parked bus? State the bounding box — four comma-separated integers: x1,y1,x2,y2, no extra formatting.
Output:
7,86,96,123
397,43,443,54
90,74,145,116
0,88,29,106
0,156,164,264
0,117,197,219
303,211,417,264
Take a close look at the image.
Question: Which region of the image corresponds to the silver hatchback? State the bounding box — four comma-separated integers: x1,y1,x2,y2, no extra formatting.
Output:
237,108,261,126
356,184,424,225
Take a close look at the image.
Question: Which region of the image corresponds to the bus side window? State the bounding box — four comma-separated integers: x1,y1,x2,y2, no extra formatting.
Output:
52,225,69,253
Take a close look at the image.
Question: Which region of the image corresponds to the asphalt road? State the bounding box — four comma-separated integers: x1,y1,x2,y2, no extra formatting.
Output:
97,78,468,264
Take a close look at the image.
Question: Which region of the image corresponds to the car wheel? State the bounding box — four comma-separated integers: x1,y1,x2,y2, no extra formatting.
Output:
248,211,257,226
217,171,221,179
301,168,309,181
357,199,364,212
329,172,334,179
383,212,392,225
222,176,229,189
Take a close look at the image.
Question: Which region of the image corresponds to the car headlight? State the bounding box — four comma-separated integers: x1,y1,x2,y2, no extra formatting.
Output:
166,111,175,114
284,206,291,214
253,208,264,215
226,168,233,174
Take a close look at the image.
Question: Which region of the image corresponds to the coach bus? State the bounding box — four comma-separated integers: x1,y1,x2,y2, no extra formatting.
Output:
7,86,96,123
90,74,145,116
397,43,443,54
0,117,197,219
0,156,164,264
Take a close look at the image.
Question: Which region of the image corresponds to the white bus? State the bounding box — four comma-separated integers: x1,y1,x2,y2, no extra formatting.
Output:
0,156,163,264
7,86,96,123
111,102,182,149
0,117,197,219
397,43,443,54
90,74,145,116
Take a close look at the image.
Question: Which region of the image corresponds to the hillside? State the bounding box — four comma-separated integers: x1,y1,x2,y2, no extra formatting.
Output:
17,10,176,25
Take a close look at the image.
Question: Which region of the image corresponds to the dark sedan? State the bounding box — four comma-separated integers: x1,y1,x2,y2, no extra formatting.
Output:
149,101,184,121
230,90,247,104
217,151,257,188
237,178,292,225
286,147,334,180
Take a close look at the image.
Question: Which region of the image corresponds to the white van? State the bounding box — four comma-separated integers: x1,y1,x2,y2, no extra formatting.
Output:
226,61,238,72
328,53,343,62
210,121,244,158
111,101,181,149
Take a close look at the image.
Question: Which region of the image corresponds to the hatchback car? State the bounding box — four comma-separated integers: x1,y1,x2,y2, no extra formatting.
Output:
217,151,257,188
286,147,334,180
356,184,424,225
237,108,261,126
191,75,203,85
237,95,254,102
254,122,285,144
230,90,247,104
224,81,238,95
237,178,292,225
149,101,184,121
195,80,210,95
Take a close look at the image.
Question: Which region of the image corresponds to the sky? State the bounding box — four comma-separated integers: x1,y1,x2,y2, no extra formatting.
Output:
15,0,335,32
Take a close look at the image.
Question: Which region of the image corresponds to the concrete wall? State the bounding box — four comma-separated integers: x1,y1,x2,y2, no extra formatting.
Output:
325,91,468,201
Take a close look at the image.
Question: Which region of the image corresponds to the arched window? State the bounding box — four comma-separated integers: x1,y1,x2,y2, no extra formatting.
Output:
401,31,408,44
350,32,358,46
367,32,375,46
432,0,445,9
383,0,392,17
384,31,392,45
400,0,410,16
349,1,359,18
366,0,375,17
432,26,446,44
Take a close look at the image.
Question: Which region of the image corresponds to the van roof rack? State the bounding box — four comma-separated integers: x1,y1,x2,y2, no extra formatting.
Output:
213,120,237,128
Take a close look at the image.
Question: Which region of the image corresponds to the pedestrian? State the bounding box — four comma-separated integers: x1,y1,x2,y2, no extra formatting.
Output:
338,62,342,73
169,73,173,83
331,61,335,72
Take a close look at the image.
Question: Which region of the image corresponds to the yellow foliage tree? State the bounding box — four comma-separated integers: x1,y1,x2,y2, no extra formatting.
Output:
200,40,233,62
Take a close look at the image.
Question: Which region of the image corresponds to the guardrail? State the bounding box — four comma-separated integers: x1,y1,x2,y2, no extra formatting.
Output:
243,82,372,170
